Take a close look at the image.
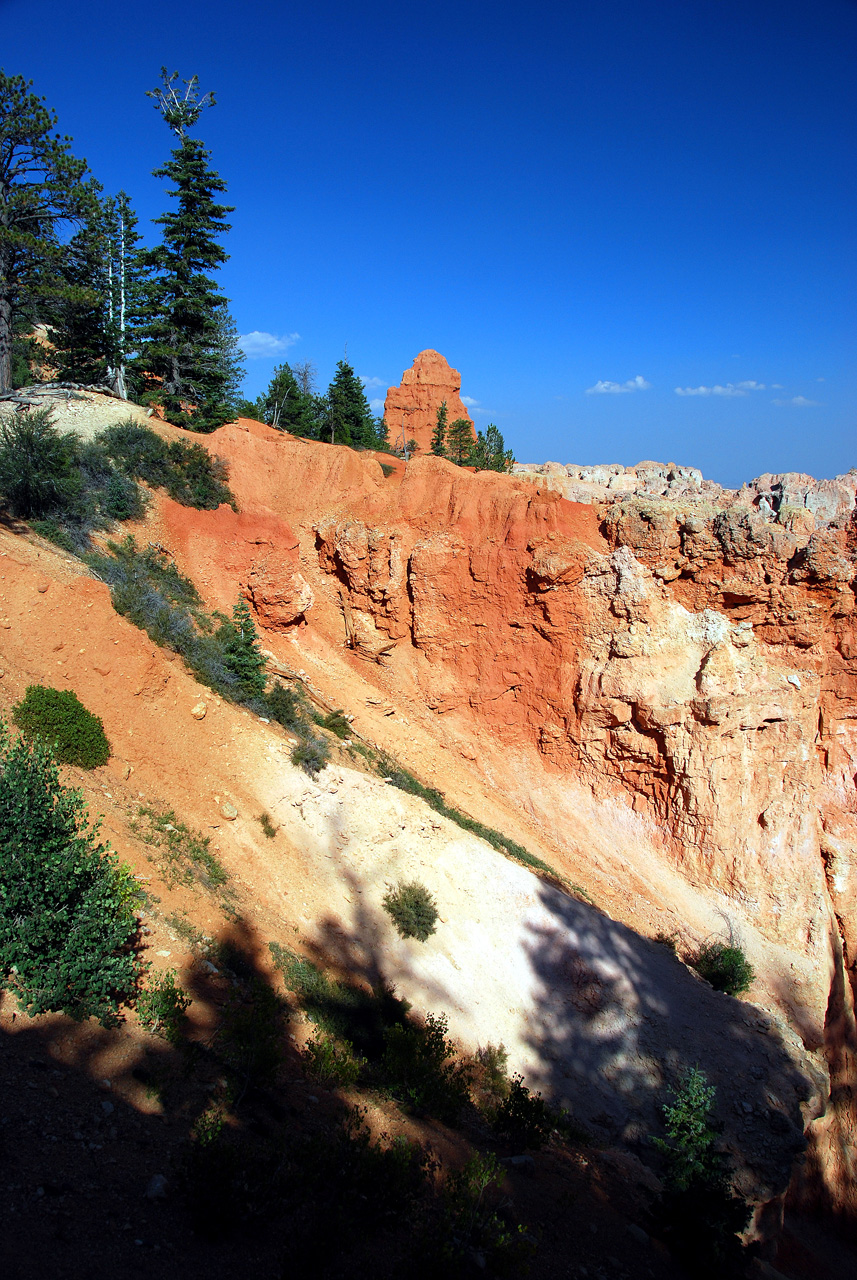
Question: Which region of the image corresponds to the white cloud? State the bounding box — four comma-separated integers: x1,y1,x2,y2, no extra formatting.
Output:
460,395,480,407
238,330,301,358
674,381,765,397
473,407,492,416
816,377,826,382
369,398,385,412
360,375,385,388
772,395,821,407
585,375,651,395
771,383,783,389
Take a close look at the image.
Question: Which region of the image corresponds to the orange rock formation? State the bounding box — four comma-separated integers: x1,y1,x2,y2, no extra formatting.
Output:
383,349,475,455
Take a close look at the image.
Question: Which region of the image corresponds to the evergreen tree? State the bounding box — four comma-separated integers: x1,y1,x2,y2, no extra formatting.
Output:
430,400,448,457
325,358,378,448
218,598,266,700
50,182,111,385
0,70,91,393
258,361,316,435
137,69,244,432
469,423,514,472
446,416,475,465
45,187,147,395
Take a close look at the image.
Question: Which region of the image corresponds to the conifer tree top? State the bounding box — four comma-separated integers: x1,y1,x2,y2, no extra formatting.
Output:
146,68,215,138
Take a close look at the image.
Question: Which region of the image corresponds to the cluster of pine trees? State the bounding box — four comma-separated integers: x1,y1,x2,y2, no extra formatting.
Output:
0,68,243,432
236,356,389,451
1,66,510,465
430,400,514,471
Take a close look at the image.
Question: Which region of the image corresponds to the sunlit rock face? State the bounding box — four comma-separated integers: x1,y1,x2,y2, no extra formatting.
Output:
383,349,475,455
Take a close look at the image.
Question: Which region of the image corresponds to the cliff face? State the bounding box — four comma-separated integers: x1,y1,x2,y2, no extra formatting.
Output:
316,457,856,952
383,349,475,454
312,451,857,1214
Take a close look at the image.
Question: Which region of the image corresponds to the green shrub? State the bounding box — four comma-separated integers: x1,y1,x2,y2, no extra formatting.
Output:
651,1067,752,1274
692,940,754,996
291,736,330,777
258,812,277,839
137,968,191,1044
383,880,439,942
304,1031,364,1087
13,685,110,768
476,1042,510,1099
492,1073,559,1150
0,408,80,518
318,709,351,739
0,721,140,1023
29,519,78,553
267,681,304,728
215,977,287,1097
101,421,236,510
381,1012,472,1121
379,462,395,477
437,1152,533,1273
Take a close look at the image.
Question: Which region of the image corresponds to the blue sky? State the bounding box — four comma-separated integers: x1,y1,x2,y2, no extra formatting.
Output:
2,0,855,486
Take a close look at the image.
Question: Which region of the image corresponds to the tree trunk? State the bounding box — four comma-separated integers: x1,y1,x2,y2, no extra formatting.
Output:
0,293,12,394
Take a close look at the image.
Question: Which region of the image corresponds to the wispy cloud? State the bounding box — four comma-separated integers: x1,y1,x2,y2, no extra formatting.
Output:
473,407,492,416
238,330,300,359
460,395,480,407
772,395,821,407
369,398,385,412
586,375,651,395
675,380,765,397
360,375,386,388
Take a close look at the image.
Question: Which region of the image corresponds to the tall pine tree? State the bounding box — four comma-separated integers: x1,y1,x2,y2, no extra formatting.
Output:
137,70,243,432
0,70,91,392
325,358,379,448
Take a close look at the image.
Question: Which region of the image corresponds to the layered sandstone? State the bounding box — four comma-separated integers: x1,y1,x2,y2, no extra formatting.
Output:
383,349,475,455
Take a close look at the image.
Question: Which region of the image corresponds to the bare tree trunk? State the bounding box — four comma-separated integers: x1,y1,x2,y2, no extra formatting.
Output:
117,209,127,399
0,293,12,394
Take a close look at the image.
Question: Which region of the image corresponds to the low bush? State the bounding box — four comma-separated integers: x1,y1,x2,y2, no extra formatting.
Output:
101,420,236,510
692,940,754,997
381,1012,472,1122
137,969,191,1044
438,1151,533,1273
266,681,305,729
13,684,110,768
476,1042,510,1099
492,1073,559,1150
29,519,79,553
291,736,330,777
0,408,81,518
0,721,140,1023
383,880,439,942
258,812,277,839
317,709,351,739
303,1031,364,1088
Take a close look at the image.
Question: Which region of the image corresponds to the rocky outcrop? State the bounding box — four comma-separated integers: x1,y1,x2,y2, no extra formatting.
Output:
384,349,475,455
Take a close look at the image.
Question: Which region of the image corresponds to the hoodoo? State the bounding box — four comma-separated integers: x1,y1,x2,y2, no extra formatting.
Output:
384,348,475,454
